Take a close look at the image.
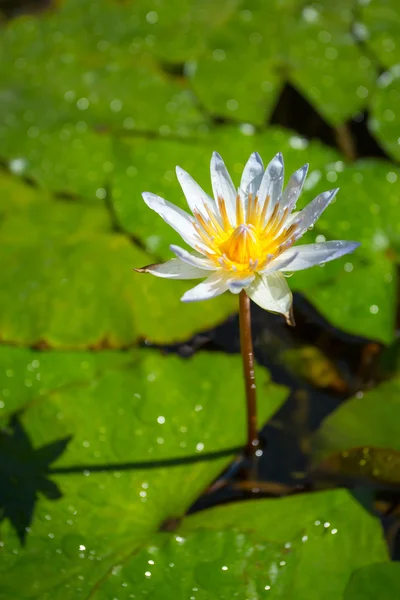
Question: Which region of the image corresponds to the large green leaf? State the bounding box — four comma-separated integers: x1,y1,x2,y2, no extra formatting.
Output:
370,74,400,161
286,2,376,125
290,159,400,344
91,489,388,599
312,378,400,485
0,234,238,348
360,0,400,69
0,0,206,198
313,378,400,461
0,173,240,348
188,0,290,125
0,347,288,599
344,563,400,600
311,160,400,258
294,254,396,344
189,0,375,126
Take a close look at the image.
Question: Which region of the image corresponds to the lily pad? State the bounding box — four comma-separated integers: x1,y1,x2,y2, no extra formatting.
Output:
286,1,376,126
370,74,400,161
0,0,206,198
311,160,400,259
344,562,400,600
359,0,400,69
0,347,288,598
189,0,375,126
89,489,389,599
0,234,238,348
294,254,396,344
313,378,400,460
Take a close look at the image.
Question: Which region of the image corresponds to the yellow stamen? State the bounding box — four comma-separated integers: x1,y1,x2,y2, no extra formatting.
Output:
236,194,244,225
192,193,297,276
217,196,231,231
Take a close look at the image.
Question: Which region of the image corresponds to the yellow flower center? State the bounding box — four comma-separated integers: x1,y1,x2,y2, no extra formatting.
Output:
193,193,297,276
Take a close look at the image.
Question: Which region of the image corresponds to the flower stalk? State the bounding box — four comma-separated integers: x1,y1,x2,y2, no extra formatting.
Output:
239,290,259,458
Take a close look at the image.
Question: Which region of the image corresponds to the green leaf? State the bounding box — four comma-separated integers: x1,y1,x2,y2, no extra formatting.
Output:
311,447,400,487
189,0,375,126
0,234,238,348
0,0,206,198
291,159,400,345
312,378,400,485
286,2,376,126
370,74,400,161
313,378,400,462
0,346,133,419
294,255,396,345
311,160,400,259
344,563,400,600
93,489,388,599
360,0,400,69
188,0,288,125
0,347,288,599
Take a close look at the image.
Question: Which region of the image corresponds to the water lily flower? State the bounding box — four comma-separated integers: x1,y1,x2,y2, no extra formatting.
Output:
137,152,359,325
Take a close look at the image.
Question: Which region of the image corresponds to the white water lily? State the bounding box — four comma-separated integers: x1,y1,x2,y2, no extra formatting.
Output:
137,152,359,325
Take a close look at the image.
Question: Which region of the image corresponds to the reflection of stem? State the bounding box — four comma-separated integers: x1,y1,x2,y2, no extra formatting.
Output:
334,123,357,161
239,291,259,458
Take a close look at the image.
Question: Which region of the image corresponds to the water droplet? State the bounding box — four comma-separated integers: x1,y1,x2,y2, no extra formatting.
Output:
76,97,89,111
386,171,397,183
110,99,123,113
146,11,158,24
96,188,106,199
212,49,226,61
226,99,238,111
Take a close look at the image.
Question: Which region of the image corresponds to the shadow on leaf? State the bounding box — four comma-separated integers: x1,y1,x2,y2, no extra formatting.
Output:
0,413,71,545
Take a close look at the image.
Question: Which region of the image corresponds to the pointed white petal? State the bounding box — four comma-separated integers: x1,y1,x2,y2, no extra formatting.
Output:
175,166,216,218
256,152,284,220
279,163,308,213
135,258,210,280
170,244,216,270
210,152,237,225
260,252,299,274
181,270,230,302
291,189,338,241
227,275,255,294
247,272,293,321
267,241,360,272
142,192,201,250
239,152,264,206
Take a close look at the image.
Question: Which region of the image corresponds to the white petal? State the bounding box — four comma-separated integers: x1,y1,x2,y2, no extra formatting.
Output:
291,189,338,241
239,152,264,206
170,244,216,270
210,152,237,226
260,252,299,274
256,152,284,221
227,275,255,294
267,241,360,272
136,258,210,279
247,272,293,322
279,164,308,213
142,192,201,250
175,166,216,218
181,270,231,302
